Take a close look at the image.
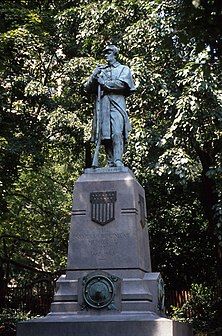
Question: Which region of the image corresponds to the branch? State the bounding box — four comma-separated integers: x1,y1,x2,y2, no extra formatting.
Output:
8,191,53,217
0,234,53,245
36,171,71,192
0,256,51,274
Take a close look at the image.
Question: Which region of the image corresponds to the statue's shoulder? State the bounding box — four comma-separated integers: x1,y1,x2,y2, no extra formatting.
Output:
116,62,127,68
116,62,131,73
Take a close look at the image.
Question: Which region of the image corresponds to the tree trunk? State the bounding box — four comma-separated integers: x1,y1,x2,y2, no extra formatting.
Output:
0,263,6,308
198,148,222,281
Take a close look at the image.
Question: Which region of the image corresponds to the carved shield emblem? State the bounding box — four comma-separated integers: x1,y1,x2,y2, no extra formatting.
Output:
90,191,117,226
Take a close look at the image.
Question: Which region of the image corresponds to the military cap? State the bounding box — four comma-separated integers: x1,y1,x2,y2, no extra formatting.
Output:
103,44,119,55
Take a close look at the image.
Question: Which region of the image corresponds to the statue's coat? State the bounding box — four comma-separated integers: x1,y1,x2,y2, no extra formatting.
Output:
84,61,136,142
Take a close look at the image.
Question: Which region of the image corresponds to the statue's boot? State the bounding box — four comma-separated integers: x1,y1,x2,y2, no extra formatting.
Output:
104,140,114,167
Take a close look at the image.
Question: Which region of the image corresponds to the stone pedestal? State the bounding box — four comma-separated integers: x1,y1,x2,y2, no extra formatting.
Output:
17,167,193,336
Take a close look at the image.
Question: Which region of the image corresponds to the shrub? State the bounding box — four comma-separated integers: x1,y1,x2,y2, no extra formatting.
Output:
0,309,35,336
171,283,218,334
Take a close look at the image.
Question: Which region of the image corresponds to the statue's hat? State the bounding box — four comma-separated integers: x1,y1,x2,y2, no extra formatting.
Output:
103,44,119,55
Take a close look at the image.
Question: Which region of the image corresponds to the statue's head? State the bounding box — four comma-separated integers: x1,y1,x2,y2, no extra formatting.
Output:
103,44,119,64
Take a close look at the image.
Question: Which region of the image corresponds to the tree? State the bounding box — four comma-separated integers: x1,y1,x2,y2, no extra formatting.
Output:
0,2,221,330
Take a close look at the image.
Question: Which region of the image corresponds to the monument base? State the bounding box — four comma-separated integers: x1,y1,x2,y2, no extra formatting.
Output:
17,313,193,336
17,168,193,336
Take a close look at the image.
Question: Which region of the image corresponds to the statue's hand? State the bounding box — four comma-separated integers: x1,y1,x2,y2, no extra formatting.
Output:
92,65,103,78
97,76,105,85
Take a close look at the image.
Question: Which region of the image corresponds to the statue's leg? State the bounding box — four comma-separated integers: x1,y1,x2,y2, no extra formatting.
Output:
104,140,114,167
113,134,124,167
111,112,124,167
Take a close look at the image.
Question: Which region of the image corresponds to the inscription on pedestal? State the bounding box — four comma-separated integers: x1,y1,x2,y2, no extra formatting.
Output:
75,233,128,259
90,191,117,226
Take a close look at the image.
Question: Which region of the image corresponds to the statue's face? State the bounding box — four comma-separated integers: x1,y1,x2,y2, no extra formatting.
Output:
104,50,116,64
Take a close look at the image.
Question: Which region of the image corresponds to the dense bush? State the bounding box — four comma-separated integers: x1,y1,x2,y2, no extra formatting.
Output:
0,309,34,336
171,283,222,334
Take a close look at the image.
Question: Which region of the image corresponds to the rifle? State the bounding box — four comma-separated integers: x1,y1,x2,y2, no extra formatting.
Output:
92,84,101,168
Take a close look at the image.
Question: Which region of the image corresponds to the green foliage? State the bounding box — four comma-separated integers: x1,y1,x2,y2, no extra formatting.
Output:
0,308,34,336
171,283,217,333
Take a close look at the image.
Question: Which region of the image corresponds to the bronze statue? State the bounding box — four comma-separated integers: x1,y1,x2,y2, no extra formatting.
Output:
84,44,136,167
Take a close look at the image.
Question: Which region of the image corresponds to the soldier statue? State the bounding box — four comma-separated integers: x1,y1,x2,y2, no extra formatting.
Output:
84,44,136,167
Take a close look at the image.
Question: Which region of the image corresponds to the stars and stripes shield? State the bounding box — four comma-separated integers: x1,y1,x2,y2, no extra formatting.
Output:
90,191,117,226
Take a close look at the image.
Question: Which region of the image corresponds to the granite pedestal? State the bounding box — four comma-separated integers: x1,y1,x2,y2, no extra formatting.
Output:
17,167,193,336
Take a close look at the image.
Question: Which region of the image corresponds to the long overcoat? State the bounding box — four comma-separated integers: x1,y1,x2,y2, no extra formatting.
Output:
84,61,136,142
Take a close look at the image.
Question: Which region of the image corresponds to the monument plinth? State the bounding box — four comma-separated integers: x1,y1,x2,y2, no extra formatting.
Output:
17,168,193,336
